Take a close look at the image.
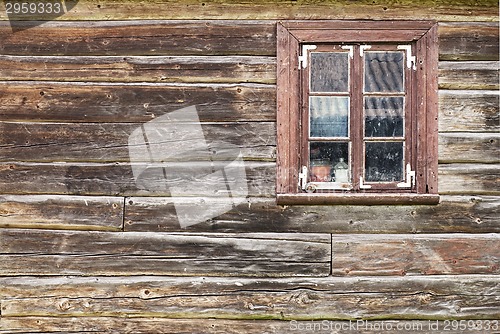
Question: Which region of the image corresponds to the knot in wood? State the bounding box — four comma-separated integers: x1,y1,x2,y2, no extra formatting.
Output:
416,292,433,304
289,291,316,305
58,299,73,311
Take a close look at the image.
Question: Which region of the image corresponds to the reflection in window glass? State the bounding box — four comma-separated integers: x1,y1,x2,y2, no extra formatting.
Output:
309,142,349,182
365,97,404,137
365,142,403,182
310,96,349,138
310,52,349,92
364,52,404,93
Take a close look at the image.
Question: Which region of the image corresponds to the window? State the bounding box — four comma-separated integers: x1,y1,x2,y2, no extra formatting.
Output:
276,21,439,205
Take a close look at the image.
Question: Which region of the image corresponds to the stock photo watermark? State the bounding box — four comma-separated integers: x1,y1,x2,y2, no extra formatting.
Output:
289,319,499,332
128,105,248,228
3,0,79,31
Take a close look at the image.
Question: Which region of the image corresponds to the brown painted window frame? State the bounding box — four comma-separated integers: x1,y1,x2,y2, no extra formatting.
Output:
276,21,439,205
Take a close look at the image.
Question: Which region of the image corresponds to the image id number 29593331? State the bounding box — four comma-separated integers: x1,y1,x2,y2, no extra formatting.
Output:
5,1,63,15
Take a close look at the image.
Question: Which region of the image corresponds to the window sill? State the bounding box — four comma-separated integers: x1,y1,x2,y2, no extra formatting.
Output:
276,193,440,206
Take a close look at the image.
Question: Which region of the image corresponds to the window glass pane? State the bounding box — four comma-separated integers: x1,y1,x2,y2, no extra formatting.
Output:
310,142,349,182
310,96,349,138
364,52,404,93
310,52,349,92
365,97,404,137
365,142,403,182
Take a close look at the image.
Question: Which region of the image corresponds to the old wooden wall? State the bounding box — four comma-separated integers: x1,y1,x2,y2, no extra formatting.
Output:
0,0,499,333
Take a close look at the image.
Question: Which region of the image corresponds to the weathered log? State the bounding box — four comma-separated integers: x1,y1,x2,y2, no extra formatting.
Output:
439,22,499,61
1,194,497,234
0,162,497,196
0,121,497,163
331,234,500,276
0,55,276,84
0,195,123,231
439,61,499,90
124,195,500,234
438,132,499,164
0,162,276,197
0,275,498,319
1,57,498,90
1,318,491,334
0,1,497,22
1,84,497,133
0,20,277,56
439,90,499,132
438,164,500,195
0,82,276,122
0,21,498,59
0,229,330,277
0,121,277,162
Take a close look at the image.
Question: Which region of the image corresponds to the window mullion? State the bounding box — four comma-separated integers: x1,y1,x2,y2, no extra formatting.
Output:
351,45,364,191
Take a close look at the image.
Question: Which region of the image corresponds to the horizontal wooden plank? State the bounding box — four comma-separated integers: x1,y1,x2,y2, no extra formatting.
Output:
0,82,276,123
0,230,331,277
0,21,498,59
2,275,497,301
0,55,276,84
439,61,499,90
0,20,277,56
0,162,497,196
0,162,276,197
0,122,496,163
0,1,497,21
0,276,498,320
0,195,123,231
0,84,496,132
0,56,496,90
2,318,490,334
331,234,500,276
438,132,500,164
439,90,499,132
124,196,500,234
0,320,492,334
0,121,276,162
438,164,500,195
439,22,499,61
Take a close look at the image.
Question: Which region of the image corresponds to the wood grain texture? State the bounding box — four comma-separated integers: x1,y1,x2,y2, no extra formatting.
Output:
124,195,500,233
438,132,500,164
439,61,499,90
0,229,331,277
1,318,488,334
0,162,497,196
1,57,497,90
0,2,498,331
0,55,276,84
0,84,496,134
439,22,499,61
0,0,497,21
0,195,123,231
0,20,276,56
0,162,276,197
439,90,499,132
331,234,500,276
0,275,498,320
438,164,500,195
1,121,495,164
425,22,440,195
0,21,498,60
0,121,276,162
0,82,276,123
